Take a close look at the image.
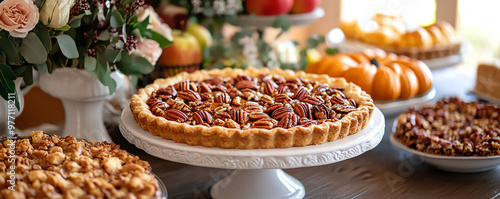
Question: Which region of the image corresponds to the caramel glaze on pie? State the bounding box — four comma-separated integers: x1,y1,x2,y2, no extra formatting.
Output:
394,97,500,156
0,131,161,199
130,67,375,149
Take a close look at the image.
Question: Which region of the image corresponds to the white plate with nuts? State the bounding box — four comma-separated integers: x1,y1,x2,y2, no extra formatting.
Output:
390,135,500,173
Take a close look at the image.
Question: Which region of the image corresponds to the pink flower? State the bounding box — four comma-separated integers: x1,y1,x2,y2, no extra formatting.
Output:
0,0,39,38
131,39,162,65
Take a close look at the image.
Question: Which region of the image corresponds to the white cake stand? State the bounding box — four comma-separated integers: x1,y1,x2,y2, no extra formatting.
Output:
119,107,385,199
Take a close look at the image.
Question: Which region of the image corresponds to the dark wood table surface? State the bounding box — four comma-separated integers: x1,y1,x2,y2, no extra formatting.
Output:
110,67,500,199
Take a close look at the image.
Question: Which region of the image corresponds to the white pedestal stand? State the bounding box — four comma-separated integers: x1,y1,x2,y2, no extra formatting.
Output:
120,107,385,199
39,68,124,142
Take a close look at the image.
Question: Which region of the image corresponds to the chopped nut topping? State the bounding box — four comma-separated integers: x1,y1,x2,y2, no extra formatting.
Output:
0,131,161,198
394,97,500,156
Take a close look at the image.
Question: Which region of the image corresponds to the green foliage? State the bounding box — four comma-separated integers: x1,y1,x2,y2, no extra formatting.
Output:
0,38,21,65
173,1,327,71
110,8,125,28
0,51,6,64
325,48,339,55
56,35,79,59
20,33,48,64
272,15,291,38
0,0,173,109
148,30,173,48
84,56,97,72
68,14,86,28
306,34,325,49
55,25,71,31
36,63,48,74
115,51,155,75
0,64,19,110
36,26,52,53
104,47,122,63
133,16,150,37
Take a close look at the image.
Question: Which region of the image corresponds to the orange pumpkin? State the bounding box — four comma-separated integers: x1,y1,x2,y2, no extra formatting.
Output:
391,57,432,95
392,63,419,98
305,52,367,77
306,49,432,101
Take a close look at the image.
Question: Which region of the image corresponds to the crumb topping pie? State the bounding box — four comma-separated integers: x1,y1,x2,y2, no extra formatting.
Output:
130,67,375,149
0,131,161,199
394,97,500,156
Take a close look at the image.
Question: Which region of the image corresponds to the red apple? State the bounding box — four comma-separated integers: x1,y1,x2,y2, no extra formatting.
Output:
157,30,202,66
245,0,294,15
155,4,189,30
291,0,321,14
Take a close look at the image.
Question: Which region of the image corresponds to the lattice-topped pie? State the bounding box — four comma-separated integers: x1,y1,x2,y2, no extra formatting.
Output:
130,67,375,149
0,131,161,199
394,97,500,156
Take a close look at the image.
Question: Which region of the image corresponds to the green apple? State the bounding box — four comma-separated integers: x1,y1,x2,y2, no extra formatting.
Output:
186,23,213,49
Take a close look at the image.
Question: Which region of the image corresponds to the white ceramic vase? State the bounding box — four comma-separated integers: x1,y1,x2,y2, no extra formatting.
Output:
39,68,124,142
0,77,25,137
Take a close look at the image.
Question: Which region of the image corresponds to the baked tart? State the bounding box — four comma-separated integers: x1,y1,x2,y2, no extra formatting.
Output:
130,67,375,149
0,131,162,199
473,64,500,102
394,97,500,156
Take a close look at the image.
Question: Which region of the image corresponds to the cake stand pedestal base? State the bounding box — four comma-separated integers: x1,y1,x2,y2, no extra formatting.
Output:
211,169,304,199
120,107,385,199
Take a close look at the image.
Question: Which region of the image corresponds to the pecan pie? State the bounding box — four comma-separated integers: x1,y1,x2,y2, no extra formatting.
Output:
0,131,161,199
130,67,374,149
394,97,500,156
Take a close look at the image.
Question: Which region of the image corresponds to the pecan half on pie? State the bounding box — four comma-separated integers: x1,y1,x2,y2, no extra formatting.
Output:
130,68,375,149
394,97,500,156
0,131,161,199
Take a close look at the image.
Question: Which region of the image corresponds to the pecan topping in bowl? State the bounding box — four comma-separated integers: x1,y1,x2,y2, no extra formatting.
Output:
394,97,500,156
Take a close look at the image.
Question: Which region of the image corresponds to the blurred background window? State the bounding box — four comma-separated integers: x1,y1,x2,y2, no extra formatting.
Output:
458,0,500,68
338,0,500,70
341,0,436,28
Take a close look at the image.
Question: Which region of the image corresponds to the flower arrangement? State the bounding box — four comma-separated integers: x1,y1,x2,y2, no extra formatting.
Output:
0,0,172,109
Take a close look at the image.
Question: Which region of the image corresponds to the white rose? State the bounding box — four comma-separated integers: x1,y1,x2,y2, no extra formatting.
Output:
136,7,173,41
272,40,299,64
131,38,162,65
40,0,75,29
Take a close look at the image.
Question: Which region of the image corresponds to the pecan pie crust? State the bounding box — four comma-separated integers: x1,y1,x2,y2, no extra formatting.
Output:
130,67,375,149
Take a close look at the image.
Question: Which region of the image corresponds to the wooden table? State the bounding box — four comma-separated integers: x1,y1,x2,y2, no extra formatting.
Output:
111,67,500,199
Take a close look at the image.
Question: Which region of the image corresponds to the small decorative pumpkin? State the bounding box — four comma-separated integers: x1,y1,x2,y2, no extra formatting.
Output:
305,52,367,77
306,49,432,101
390,57,432,95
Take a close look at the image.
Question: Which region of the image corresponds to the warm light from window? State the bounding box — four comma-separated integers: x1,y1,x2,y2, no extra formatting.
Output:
458,0,500,64
340,0,436,28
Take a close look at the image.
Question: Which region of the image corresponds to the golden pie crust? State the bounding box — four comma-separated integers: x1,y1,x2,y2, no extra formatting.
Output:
379,43,461,60
130,67,375,149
